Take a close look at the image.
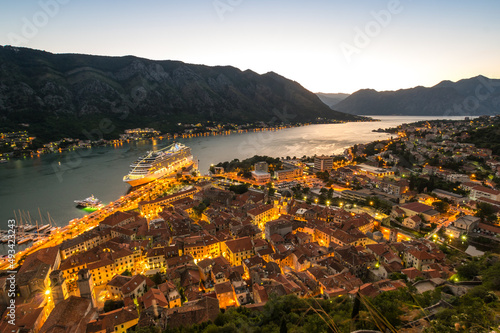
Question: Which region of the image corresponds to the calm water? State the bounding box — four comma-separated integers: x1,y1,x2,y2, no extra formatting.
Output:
0,116,466,240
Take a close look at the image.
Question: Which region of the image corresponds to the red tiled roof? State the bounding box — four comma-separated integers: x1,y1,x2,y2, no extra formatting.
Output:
225,237,253,253
400,202,434,213
478,222,500,234
408,249,435,261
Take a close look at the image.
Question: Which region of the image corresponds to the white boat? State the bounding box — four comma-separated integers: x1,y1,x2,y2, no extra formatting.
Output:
23,224,37,232
74,195,103,209
47,227,60,234
17,235,33,244
123,143,193,187
37,224,50,232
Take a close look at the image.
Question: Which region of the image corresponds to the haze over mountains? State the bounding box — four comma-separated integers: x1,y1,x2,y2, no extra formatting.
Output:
0,46,361,141
315,93,350,109
317,76,500,116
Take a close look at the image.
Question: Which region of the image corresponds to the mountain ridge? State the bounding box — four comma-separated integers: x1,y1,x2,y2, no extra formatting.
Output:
0,46,361,141
332,75,500,116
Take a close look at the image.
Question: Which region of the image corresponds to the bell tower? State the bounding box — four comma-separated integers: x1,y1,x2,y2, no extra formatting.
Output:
77,268,96,308
49,270,68,305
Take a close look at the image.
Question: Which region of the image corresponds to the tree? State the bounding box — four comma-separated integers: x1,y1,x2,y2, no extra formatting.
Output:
475,202,498,223
229,184,249,194
457,261,480,281
432,200,449,214
152,272,163,285
193,202,208,217
388,272,407,282
121,269,132,276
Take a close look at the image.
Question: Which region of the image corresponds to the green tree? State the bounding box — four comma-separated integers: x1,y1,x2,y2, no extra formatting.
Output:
151,272,163,285
456,261,480,281
475,202,497,222
432,200,450,214
121,269,132,276
103,299,124,313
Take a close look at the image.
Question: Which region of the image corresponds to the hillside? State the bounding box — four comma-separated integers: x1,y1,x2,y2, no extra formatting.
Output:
334,75,500,116
0,46,361,141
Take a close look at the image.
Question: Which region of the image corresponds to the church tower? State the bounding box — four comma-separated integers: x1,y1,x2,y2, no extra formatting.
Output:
49,270,68,305
77,268,96,308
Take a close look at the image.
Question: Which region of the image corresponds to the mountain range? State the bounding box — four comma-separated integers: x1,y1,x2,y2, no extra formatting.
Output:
323,76,500,116
0,46,361,141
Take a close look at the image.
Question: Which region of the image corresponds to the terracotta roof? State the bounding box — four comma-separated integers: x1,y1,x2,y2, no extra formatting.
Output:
214,281,233,295
87,307,138,333
163,296,219,328
140,288,169,309
41,296,93,333
472,185,500,195
121,275,154,295
478,222,500,234
408,249,435,261
400,202,434,213
402,267,423,280
107,275,132,288
224,237,253,253
100,211,136,227
247,204,274,216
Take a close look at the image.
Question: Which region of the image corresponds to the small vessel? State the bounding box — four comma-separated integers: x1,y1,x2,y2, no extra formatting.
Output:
23,224,37,232
74,195,103,209
37,224,50,232
123,142,193,187
47,226,60,234
17,234,33,244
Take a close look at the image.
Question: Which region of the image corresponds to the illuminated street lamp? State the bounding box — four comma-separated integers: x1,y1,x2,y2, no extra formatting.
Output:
326,201,330,206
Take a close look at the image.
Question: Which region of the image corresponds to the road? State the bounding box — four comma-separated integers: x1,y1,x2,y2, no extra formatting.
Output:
1,173,187,270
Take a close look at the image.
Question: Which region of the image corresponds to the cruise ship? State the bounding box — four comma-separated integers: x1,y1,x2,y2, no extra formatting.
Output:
123,143,193,187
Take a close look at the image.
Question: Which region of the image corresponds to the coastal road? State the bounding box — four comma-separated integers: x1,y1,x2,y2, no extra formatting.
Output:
0,174,183,270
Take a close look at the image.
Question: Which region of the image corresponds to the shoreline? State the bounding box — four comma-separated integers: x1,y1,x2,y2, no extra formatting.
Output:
0,118,377,161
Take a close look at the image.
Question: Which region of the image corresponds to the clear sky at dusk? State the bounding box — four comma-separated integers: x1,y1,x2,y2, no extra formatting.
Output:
1,0,499,93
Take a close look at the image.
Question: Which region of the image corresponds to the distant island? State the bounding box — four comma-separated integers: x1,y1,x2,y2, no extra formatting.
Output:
316,75,500,116
0,45,365,143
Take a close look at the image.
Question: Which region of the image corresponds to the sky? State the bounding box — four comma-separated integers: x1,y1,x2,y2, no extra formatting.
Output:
1,0,499,94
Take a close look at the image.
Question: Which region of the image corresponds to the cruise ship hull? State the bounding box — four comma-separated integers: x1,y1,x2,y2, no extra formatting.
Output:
123,143,194,187
123,175,157,187
123,161,193,187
